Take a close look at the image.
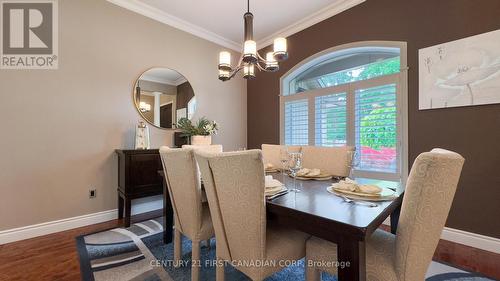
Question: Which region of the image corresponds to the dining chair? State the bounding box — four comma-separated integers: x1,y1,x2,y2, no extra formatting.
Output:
183,144,223,204
159,147,215,281
261,144,301,169
182,144,223,153
305,148,465,281
301,146,355,177
195,150,310,281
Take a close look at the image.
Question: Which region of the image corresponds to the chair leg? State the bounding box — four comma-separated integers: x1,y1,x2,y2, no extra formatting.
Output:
174,228,182,268
216,258,225,281
306,263,321,281
191,240,201,281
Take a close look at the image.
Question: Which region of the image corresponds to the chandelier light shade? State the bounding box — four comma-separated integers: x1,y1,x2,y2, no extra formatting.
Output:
243,64,255,79
265,52,279,71
218,51,232,71
218,0,288,81
273,37,288,61
243,40,257,62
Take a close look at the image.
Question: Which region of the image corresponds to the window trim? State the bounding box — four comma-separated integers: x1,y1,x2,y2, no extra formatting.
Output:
279,41,409,183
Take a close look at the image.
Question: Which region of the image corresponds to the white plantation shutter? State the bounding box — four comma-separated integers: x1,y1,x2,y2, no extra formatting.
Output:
315,93,347,146
355,84,398,173
284,99,308,145
281,43,406,181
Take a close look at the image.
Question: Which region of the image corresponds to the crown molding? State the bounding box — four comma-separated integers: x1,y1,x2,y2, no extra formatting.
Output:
256,0,366,49
106,0,241,51
107,0,366,53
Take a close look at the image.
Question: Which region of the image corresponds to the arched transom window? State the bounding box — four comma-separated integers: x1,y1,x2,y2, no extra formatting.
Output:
280,42,408,181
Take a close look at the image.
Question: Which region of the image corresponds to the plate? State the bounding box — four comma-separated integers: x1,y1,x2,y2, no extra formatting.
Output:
327,185,396,201
265,186,287,196
295,174,333,181
265,168,280,173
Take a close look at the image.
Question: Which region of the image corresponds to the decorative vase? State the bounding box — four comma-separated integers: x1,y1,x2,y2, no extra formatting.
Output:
191,135,212,146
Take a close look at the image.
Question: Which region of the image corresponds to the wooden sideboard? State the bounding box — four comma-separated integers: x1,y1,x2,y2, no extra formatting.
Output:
115,149,164,227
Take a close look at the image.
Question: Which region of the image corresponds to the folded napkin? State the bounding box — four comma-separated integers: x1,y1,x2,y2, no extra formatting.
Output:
296,168,321,177
265,175,284,189
265,163,277,170
334,178,382,194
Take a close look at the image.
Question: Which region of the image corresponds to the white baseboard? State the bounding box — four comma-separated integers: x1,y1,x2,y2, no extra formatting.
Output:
0,210,117,245
0,197,164,245
382,219,500,254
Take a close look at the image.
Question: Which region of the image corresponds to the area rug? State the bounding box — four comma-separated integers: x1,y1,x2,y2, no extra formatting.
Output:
76,219,496,281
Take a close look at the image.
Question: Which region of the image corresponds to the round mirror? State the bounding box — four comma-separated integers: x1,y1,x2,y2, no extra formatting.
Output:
134,68,196,129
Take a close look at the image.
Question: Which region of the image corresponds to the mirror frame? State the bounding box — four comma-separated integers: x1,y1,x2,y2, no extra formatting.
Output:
132,67,195,130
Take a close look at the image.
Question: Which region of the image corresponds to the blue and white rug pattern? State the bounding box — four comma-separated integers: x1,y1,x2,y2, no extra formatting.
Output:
76,219,497,281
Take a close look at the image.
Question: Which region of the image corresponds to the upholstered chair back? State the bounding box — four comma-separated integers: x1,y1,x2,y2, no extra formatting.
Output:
159,147,203,239
395,148,464,281
261,144,301,168
182,144,223,154
196,150,266,264
301,146,355,177
194,151,231,260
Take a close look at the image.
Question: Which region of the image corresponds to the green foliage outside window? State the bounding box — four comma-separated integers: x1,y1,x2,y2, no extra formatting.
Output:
321,57,400,149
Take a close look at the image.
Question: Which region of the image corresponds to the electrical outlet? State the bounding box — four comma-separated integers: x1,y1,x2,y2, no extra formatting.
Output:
89,189,96,198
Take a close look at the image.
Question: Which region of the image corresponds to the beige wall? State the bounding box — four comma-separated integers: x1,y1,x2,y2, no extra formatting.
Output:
0,0,246,231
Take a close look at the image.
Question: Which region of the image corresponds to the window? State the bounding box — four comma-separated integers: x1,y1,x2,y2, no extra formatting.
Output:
281,42,407,181
315,93,347,147
284,99,308,145
187,97,197,119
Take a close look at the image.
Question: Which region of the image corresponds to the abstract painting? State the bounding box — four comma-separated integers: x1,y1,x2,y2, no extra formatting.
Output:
419,29,500,110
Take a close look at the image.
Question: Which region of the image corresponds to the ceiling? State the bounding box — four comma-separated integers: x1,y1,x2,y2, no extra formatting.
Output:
140,68,186,85
108,0,365,51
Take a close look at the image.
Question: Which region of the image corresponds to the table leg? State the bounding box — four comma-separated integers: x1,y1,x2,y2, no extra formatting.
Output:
118,194,124,220
390,194,403,234
124,198,131,227
163,179,174,244
338,239,366,281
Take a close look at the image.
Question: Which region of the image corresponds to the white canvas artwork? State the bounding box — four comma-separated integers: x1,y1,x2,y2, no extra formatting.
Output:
419,29,500,110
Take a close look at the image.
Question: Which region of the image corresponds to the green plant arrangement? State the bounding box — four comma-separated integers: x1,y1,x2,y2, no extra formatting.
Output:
177,117,219,137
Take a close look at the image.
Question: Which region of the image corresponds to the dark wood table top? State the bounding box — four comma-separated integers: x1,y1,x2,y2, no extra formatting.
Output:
266,173,404,241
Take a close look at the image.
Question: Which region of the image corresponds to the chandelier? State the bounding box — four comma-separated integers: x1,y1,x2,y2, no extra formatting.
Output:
218,0,288,81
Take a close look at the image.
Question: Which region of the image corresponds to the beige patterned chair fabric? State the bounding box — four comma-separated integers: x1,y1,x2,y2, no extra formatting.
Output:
182,144,222,203
305,148,465,281
195,150,310,281
182,144,223,154
159,146,215,281
301,146,355,177
261,144,301,169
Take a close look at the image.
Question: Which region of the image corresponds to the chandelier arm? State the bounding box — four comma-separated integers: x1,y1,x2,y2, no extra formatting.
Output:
228,64,245,79
236,54,244,68
256,51,267,62
256,62,271,72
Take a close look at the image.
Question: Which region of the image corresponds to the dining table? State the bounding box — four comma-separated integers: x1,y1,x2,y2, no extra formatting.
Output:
266,173,404,281
159,170,404,281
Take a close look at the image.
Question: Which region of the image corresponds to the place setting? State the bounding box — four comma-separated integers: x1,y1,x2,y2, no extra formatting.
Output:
264,175,289,200
327,178,397,207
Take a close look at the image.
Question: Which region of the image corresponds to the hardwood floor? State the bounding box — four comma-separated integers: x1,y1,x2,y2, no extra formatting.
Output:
433,239,500,280
0,210,162,281
379,224,500,280
0,214,498,281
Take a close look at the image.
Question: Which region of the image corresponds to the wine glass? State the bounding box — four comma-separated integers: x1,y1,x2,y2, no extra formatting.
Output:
349,150,361,179
288,152,303,193
280,146,289,180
